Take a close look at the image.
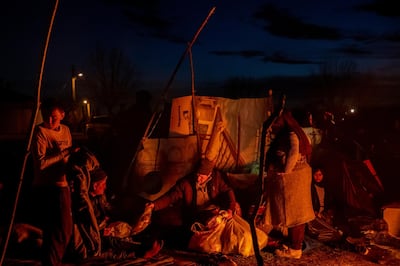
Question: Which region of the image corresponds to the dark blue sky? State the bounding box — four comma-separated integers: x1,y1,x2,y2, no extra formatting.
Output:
1,0,400,97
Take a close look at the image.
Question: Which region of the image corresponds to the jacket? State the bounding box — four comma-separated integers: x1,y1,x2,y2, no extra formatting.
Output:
153,169,237,226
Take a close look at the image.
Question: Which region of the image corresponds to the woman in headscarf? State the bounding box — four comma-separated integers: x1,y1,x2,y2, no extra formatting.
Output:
264,110,315,259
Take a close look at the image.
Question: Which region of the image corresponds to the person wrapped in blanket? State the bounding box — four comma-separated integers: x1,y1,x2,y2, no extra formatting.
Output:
68,149,162,261
263,110,315,259
146,158,268,256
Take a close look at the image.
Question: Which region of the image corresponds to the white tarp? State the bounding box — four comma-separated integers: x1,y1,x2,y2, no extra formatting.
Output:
169,96,273,169
133,95,274,200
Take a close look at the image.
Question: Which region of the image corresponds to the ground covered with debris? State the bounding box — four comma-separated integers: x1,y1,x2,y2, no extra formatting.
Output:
164,231,400,266
3,232,400,266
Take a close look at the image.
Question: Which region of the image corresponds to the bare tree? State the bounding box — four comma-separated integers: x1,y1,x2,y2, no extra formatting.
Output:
313,59,358,110
319,59,357,81
87,47,139,115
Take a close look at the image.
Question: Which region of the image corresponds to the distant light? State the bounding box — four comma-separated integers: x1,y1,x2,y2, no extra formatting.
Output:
350,108,355,113
78,73,83,77
83,100,88,104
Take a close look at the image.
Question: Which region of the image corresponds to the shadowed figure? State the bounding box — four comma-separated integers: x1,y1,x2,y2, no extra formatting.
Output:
111,90,153,193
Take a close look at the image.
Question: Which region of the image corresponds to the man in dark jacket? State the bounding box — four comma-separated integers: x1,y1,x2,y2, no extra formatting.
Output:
146,158,238,247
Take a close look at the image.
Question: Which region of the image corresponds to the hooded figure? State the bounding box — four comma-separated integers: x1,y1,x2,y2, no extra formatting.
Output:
68,148,102,258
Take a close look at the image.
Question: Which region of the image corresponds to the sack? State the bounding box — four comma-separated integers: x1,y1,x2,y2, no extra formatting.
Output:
221,214,268,257
188,214,226,253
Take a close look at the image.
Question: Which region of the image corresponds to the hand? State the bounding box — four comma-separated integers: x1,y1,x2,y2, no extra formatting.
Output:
226,209,233,219
61,146,80,163
103,227,112,236
220,209,233,220
215,121,225,134
71,146,81,153
234,202,242,217
145,202,155,210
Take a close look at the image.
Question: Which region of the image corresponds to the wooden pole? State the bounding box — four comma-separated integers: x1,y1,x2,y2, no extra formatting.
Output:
248,94,286,266
122,7,216,190
0,1,60,264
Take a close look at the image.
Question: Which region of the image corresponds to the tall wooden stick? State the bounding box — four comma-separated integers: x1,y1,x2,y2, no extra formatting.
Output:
122,7,216,190
0,1,60,264
248,94,286,266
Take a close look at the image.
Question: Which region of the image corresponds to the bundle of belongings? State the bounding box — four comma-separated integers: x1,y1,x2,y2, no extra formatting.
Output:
188,210,268,257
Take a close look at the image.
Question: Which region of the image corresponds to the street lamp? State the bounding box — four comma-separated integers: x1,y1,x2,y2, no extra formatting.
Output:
82,99,91,120
71,72,83,102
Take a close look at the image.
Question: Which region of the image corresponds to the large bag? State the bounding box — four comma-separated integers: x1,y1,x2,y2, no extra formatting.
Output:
188,214,226,253
221,214,268,257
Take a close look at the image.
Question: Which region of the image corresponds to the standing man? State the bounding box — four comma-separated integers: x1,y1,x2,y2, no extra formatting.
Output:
31,98,79,265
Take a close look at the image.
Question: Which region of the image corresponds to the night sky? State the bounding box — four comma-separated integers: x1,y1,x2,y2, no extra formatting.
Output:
1,0,400,99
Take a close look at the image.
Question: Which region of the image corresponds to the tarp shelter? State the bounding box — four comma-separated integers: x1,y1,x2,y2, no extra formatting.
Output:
313,148,385,218
129,95,274,201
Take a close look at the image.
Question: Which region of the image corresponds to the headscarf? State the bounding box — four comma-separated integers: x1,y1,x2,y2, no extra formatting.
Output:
271,110,312,162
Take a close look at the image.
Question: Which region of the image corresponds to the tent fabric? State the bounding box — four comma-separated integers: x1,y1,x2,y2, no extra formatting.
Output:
131,94,383,220
132,95,273,200
341,160,384,216
132,135,199,201
312,148,384,218
169,96,273,170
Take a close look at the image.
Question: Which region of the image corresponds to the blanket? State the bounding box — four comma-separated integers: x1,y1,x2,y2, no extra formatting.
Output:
263,163,315,234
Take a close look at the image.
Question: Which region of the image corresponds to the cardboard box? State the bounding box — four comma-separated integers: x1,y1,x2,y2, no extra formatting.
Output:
382,202,400,237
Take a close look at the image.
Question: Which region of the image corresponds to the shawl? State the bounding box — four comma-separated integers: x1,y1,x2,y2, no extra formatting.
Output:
264,163,315,234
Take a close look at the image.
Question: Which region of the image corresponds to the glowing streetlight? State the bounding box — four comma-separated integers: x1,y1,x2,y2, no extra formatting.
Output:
71,72,83,102
82,99,91,120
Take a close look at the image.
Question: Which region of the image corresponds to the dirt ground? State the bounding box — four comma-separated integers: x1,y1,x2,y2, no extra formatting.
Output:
2,119,400,266
3,234,400,266
159,234,400,266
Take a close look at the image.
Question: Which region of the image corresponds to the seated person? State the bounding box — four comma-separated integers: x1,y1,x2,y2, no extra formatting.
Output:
86,168,162,259
68,148,162,260
311,167,334,221
307,167,342,242
146,159,237,244
146,158,267,256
